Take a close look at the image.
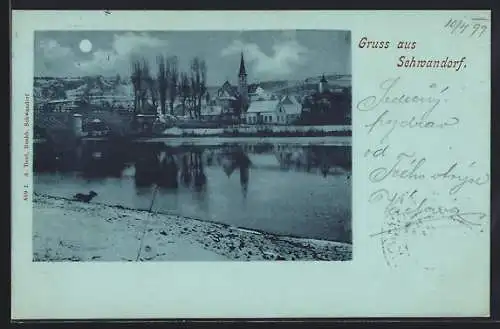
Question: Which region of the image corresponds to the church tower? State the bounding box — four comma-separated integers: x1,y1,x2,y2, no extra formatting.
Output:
238,52,249,110
319,74,328,93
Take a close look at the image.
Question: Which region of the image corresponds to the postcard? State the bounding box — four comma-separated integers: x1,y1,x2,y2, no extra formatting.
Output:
11,10,490,319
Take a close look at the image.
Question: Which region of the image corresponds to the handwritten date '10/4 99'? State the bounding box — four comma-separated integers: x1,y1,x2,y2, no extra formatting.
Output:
444,17,488,38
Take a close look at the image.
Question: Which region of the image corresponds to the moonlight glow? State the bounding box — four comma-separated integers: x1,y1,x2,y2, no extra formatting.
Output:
79,39,93,53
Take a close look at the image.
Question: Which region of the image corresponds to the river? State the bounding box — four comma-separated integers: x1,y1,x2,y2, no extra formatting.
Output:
33,138,352,243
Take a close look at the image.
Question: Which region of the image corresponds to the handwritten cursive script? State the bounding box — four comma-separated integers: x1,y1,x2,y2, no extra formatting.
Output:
431,162,490,195
357,77,459,143
365,109,459,144
368,152,489,195
369,152,426,183
369,188,486,235
357,77,449,113
360,73,489,268
368,188,487,266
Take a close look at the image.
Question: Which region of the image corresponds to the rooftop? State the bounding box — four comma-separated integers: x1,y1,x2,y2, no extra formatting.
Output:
247,100,280,113
47,99,79,104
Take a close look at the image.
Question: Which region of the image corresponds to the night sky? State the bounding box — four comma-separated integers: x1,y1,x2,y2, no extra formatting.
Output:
35,30,351,86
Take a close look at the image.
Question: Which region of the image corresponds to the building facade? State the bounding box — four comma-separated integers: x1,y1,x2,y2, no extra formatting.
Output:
244,95,302,125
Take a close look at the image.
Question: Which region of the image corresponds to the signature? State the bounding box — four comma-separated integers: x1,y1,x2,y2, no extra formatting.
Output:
368,188,487,266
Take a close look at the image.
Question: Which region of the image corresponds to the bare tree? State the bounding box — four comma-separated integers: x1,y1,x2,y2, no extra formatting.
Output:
146,75,158,113
167,56,179,115
157,55,169,115
190,58,200,119
140,59,151,113
180,72,191,118
131,57,156,114
198,60,207,117
190,57,207,119
189,70,197,119
131,59,143,114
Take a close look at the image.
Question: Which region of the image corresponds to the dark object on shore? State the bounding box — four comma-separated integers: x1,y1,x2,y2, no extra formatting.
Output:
73,190,98,202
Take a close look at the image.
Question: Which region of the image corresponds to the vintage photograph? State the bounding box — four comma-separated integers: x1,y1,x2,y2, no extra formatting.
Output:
32,30,352,262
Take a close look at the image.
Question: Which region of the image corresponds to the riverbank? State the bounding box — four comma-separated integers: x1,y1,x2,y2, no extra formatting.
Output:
160,125,351,138
137,136,351,147
33,194,352,262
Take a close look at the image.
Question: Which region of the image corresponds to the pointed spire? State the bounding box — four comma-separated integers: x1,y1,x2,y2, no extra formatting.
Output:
239,52,247,77
320,74,328,83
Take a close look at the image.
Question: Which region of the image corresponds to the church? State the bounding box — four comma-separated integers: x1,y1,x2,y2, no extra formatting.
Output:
215,53,251,122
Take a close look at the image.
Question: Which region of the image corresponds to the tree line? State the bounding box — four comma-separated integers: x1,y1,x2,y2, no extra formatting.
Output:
130,55,209,119
298,87,352,125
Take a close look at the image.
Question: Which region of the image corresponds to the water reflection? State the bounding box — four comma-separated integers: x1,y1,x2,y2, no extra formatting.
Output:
33,139,352,242
34,139,129,178
34,141,351,199
219,148,251,198
34,142,351,193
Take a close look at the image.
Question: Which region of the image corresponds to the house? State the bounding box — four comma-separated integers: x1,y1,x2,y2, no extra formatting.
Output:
244,95,302,125
244,100,280,125
200,105,223,121
88,87,103,97
215,81,244,123
83,118,110,137
216,81,239,111
66,85,86,99
248,85,273,101
43,99,81,112
279,95,302,124
88,95,135,110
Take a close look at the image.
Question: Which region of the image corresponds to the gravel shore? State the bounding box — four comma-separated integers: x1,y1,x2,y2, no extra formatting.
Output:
33,194,352,262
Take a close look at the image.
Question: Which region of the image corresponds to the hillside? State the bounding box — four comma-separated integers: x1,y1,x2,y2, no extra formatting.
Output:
34,75,129,105
33,74,352,107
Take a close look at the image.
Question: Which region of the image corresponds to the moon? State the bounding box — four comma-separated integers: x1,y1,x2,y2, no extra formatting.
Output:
79,39,93,53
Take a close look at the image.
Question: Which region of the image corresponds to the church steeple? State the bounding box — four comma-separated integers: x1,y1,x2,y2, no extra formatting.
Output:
238,52,249,113
239,52,247,77
319,74,328,93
